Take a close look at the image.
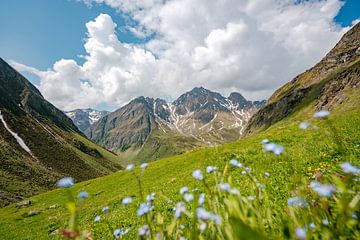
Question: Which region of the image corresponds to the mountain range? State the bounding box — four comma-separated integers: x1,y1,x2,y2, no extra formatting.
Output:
82,87,265,162
65,109,109,132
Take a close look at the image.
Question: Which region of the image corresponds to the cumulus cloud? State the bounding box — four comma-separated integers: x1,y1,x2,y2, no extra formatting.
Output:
11,0,355,110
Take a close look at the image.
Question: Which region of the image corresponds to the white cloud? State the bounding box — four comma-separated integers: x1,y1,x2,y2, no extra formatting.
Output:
12,0,354,110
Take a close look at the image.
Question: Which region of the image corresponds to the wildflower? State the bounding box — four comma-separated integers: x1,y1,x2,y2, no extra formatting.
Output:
184,193,194,202
179,186,189,195
229,189,240,195
122,197,133,205
340,162,360,175
137,202,153,217
265,172,270,177
138,225,150,237
288,196,308,208
114,228,130,238
212,214,222,225
77,191,89,199
146,192,156,202
299,121,310,130
247,196,255,201
219,183,231,192
241,170,246,175
309,181,336,197
263,142,284,155
126,164,135,171
261,139,269,144
192,169,204,180
199,222,207,232
140,163,148,171
174,202,186,218
56,177,74,188
94,216,100,222
322,219,329,226
198,193,205,206
352,213,358,219
256,183,266,189
313,110,330,119
206,166,219,173
168,200,173,204
245,167,252,172
229,159,242,168
196,208,212,221
295,227,307,240
102,206,109,213
309,223,315,229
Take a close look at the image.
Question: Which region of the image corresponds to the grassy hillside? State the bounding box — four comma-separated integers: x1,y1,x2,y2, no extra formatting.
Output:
0,87,359,239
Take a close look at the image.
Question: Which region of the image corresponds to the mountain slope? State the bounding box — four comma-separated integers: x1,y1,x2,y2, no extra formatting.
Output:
245,22,360,134
0,58,121,207
86,87,264,162
65,109,109,132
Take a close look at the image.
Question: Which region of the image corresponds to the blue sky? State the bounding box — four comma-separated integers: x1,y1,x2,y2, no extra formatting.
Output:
1,0,359,111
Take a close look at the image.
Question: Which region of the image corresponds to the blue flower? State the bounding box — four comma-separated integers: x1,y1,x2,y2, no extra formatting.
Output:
206,166,219,173
299,121,310,130
309,222,315,229
114,228,130,238
137,202,153,217
183,193,194,202
198,193,205,206
340,162,360,175
309,181,336,197
122,197,133,205
179,186,189,195
56,177,74,188
295,227,307,240
229,159,242,168
322,219,329,226
102,206,109,213
192,169,204,180
263,142,284,155
174,202,186,218
140,163,148,171
313,110,330,119
138,225,150,237
126,164,135,171
94,215,100,222
77,191,89,199
265,172,270,177
288,196,308,208
146,193,156,202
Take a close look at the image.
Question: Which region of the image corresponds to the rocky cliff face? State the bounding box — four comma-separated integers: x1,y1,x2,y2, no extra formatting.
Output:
65,109,109,132
86,87,264,161
245,22,360,134
0,58,121,206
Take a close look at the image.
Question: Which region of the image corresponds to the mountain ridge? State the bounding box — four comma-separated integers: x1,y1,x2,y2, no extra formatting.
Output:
85,87,264,162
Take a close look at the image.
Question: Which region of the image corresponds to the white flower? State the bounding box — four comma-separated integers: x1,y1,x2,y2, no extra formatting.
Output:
261,139,269,144
126,164,135,171
174,202,186,218
288,196,308,208
241,170,246,175
295,227,307,240
138,225,150,237
94,216,100,222
229,188,240,195
198,193,205,206
140,163,148,170
309,223,315,229
122,197,133,205
196,208,212,220
137,202,153,216
56,177,74,188
206,166,219,173
299,121,310,130
245,167,252,172
313,110,330,119
192,169,204,180
146,192,156,202
184,193,194,202
265,172,270,177
102,206,109,213
340,162,360,175
167,200,173,204
179,186,189,195
263,142,284,155
309,181,336,197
